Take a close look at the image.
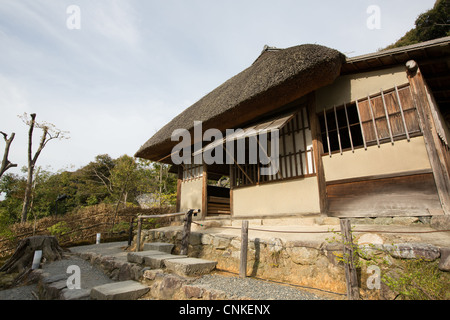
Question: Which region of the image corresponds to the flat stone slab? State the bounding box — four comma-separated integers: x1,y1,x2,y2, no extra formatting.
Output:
143,254,187,269
143,242,174,254
127,250,166,264
164,258,217,277
90,280,149,300
60,288,91,300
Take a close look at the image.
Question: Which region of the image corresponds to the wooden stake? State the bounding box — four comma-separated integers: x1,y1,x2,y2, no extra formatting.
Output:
180,209,194,255
340,218,360,300
135,217,142,252
240,220,249,279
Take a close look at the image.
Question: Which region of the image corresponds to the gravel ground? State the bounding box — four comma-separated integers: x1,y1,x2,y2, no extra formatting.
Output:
191,274,330,300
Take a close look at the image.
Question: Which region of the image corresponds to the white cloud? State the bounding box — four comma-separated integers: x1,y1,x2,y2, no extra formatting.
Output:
0,0,439,176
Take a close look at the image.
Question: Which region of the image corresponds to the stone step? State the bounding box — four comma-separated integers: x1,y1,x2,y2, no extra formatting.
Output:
90,280,149,300
127,250,166,264
164,258,217,277
143,242,174,253
144,253,187,269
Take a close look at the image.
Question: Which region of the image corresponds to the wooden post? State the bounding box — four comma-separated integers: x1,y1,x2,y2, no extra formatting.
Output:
407,60,450,214
176,166,183,212
340,218,359,300
239,220,249,279
202,163,208,219
307,93,328,213
128,217,134,246
135,217,142,252
180,209,194,255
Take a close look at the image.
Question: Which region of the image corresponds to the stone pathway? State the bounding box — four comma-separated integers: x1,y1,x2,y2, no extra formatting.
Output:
0,241,219,300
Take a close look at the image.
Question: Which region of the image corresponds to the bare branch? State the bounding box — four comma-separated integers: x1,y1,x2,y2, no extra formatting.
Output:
0,131,17,179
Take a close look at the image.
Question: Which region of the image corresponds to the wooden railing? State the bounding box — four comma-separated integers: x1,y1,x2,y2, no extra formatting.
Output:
135,209,200,254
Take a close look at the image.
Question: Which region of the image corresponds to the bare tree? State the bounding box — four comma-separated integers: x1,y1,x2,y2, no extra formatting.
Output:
0,131,17,179
20,113,69,223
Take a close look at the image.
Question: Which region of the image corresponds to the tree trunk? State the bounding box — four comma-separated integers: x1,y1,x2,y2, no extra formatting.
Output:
21,166,34,223
0,236,64,274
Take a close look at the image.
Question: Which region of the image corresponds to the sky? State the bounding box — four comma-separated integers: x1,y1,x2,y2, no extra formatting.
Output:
0,0,437,176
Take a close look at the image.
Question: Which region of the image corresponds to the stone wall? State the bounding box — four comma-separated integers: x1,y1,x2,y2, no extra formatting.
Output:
138,225,450,300
139,226,348,295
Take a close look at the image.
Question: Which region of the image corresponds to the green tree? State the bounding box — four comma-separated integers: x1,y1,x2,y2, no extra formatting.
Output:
385,0,449,49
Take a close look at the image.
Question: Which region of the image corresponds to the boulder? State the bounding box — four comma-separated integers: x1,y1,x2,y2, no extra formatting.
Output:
386,243,440,261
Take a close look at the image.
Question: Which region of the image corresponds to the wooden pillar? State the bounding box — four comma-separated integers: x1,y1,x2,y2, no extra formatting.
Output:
201,163,208,219
307,92,328,213
407,60,450,214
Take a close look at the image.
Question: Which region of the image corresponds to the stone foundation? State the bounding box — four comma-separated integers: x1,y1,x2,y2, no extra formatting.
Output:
138,226,348,296
137,224,450,300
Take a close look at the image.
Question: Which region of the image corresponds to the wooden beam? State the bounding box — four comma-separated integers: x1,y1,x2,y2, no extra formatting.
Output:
355,100,368,150
406,60,450,214
333,105,343,155
308,93,328,213
367,95,380,147
380,89,394,145
323,109,331,157
395,85,411,142
343,103,354,153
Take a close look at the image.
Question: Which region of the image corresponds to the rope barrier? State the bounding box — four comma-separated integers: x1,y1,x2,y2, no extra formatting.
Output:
191,221,450,234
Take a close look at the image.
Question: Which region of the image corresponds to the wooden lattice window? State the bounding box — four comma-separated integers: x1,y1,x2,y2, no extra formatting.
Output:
320,84,422,155
231,105,315,188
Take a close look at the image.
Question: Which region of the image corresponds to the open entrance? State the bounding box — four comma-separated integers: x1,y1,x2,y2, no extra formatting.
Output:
205,164,231,217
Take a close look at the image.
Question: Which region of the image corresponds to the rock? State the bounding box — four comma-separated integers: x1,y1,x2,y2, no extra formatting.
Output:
268,238,283,253
431,216,450,231
356,233,384,245
386,243,440,261
185,233,201,246
118,263,132,281
183,285,204,299
201,234,213,245
154,274,187,299
286,246,319,265
213,235,233,250
438,248,450,272
142,268,164,281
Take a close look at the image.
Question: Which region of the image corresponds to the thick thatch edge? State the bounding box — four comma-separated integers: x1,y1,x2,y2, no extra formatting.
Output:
135,44,346,162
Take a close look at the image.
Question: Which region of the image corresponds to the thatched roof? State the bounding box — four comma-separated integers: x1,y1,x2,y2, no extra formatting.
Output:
135,44,346,162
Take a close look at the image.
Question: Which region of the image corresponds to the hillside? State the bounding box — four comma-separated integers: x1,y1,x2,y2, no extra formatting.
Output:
384,0,449,50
